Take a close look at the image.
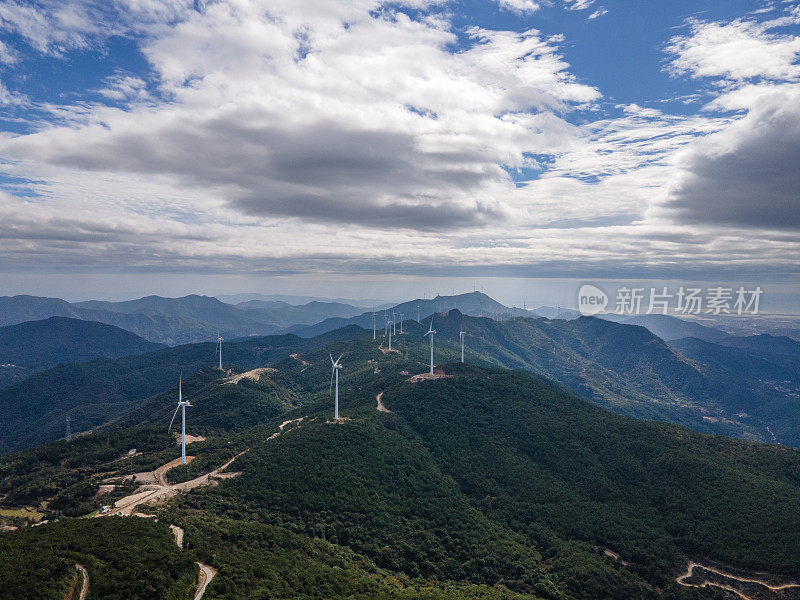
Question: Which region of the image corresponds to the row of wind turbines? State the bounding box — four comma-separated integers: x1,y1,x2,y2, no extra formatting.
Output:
168,317,468,463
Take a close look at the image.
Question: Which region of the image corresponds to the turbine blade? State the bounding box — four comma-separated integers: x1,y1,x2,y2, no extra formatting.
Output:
168,404,180,431
330,352,334,365
337,353,344,364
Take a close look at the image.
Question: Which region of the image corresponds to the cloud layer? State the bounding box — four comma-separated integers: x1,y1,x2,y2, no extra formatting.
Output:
0,0,797,282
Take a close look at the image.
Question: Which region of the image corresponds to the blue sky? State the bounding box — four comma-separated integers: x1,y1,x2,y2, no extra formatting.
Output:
0,0,798,303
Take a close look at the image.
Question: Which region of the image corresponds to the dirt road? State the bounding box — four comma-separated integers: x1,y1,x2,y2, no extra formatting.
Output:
170,524,184,549
676,561,800,599
155,456,193,486
75,564,89,600
195,563,217,600
268,417,305,440
376,392,390,413
110,451,246,516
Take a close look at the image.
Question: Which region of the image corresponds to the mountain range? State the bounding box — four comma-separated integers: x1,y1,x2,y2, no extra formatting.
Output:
1,334,798,600
3,303,798,457
0,294,368,345
0,326,369,453
283,291,534,337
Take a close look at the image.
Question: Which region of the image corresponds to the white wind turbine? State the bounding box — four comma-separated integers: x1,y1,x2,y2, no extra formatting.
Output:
168,374,192,464
216,331,223,370
459,325,467,363
330,353,343,420
372,311,377,340
399,313,404,334
424,317,436,375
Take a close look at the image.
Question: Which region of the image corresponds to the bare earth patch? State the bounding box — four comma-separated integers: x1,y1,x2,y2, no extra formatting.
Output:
225,367,276,384
326,417,351,424
376,392,391,413
407,371,453,383
290,353,311,371
268,416,306,440
94,484,116,498
107,453,251,516
175,432,206,445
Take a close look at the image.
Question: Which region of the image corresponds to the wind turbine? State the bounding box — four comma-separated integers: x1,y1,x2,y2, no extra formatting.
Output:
388,315,393,350
372,311,377,340
168,374,192,465
417,304,420,323
459,325,467,363
424,317,436,376
392,311,397,335
216,331,223,370
330,353,343,420
399,313,404,334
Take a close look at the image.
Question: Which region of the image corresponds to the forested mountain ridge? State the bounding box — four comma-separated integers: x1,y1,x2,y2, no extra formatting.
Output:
1,336,799,600
0,317,163,389
3,306,798,455
409,310,800,446
0,325,370,453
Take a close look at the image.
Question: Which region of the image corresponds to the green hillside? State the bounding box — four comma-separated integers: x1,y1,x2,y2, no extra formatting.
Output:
2,336,798,599
0,325,369,453
0,317,163,388
405,311,799,445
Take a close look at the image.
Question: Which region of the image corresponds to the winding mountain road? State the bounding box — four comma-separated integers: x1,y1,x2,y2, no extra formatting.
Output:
195,563,217,600
676,561,800,599
75,564,89,600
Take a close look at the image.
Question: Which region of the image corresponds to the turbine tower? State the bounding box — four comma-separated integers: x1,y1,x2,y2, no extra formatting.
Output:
330,353,343,420
417,304,420,323
392,311,397,335
459,326,466,363
372,311,377,340
388,316,393,350
424,317,437,376
217,331,223,370
169,374,192,464
399,313,404,334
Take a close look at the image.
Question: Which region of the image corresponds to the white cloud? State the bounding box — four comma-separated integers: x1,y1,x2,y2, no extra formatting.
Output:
495,0,541,13
657,85,800,230
0,1,599,231
655,11,800,232
96,74,150,102
0,0,115,55
0,39,18,63
0,0,796,281
665,16,800,81
563,0,595,10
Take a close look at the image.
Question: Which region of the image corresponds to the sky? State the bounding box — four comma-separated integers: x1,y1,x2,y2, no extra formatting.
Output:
0,0,798,305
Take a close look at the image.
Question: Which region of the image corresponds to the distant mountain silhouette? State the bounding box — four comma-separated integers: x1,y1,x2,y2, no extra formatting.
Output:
0,294,368,345
284,291,535,337
598,313,731,342
0,317,163,388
